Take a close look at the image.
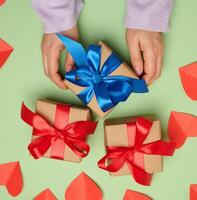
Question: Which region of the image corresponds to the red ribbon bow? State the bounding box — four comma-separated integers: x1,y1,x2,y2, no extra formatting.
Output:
98,117,176,186
21,103,97,160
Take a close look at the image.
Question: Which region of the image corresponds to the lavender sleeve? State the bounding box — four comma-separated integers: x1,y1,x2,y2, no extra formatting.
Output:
31,0,84,33
124,0,174,32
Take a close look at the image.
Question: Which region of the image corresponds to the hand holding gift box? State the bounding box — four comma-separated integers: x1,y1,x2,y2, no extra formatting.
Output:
21,100,97,162
56,34,148,118
98,116,176,186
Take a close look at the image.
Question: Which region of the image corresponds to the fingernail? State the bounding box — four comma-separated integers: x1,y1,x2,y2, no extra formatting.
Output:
66,65,73,72
135,66,142,75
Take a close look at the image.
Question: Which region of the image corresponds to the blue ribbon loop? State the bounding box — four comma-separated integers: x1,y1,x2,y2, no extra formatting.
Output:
56,33,148,112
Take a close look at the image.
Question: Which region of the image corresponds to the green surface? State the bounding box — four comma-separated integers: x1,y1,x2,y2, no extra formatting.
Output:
0,0,197,199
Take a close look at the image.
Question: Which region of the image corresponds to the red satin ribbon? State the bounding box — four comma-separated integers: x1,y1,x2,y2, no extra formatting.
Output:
98,117,176,186
21,103,97,160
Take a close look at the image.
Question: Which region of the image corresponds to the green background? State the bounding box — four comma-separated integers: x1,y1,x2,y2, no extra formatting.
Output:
0,0,197,199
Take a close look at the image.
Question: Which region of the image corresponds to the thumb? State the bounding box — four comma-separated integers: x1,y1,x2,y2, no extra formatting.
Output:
128,42,144,76
65,53,75,72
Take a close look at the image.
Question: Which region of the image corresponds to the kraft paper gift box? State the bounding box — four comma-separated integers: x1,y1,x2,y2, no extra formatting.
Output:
98,116,175,186
21,100,97,163
56,34,148,119
65,42,140,118
34,100,91,162
104,116,163,176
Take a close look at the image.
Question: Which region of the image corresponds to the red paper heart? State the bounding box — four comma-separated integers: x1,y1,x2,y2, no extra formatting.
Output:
190,185,197,200
34,189,57,200
65,172,102,200
168,111,197,148
0,0,6,6
179,62,197,100
0,39,13,68
0,161,23,197
123,189,152,200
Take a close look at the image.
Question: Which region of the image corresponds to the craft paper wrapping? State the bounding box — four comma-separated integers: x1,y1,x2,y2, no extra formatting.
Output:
98,116,175,186
56,34,148,118
104,116,163,176
20,99,98,163
34,99,92,162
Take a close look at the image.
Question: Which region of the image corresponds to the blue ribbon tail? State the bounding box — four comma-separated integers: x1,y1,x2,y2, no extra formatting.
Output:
56,33,88,67
103,76,148,105
102,78,132,105
93,82,115,112
77,86,94,105
129,78,149,93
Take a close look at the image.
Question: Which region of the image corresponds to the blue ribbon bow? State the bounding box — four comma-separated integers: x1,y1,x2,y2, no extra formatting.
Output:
56,33,148,112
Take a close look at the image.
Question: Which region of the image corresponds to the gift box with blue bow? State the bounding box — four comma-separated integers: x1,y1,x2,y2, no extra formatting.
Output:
57,34,148,118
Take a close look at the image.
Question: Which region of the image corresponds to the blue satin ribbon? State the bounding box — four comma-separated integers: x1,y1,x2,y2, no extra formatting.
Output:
56,33,148,112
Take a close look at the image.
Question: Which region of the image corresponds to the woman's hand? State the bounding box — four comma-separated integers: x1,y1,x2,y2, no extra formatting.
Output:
126,29,164,85
41,26,79,89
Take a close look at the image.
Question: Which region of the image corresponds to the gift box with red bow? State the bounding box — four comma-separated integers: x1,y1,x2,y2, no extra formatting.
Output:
21,100,97,163
98,116,176,186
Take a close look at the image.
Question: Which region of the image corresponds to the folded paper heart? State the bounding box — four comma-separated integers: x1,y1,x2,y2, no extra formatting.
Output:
0,39,13,68
0,0,6,6
190,184,197,200
168,111,197,148
179,62,197,100
34,189,57,200
124,189,152,200
0,161,23,197
65,172,102,200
